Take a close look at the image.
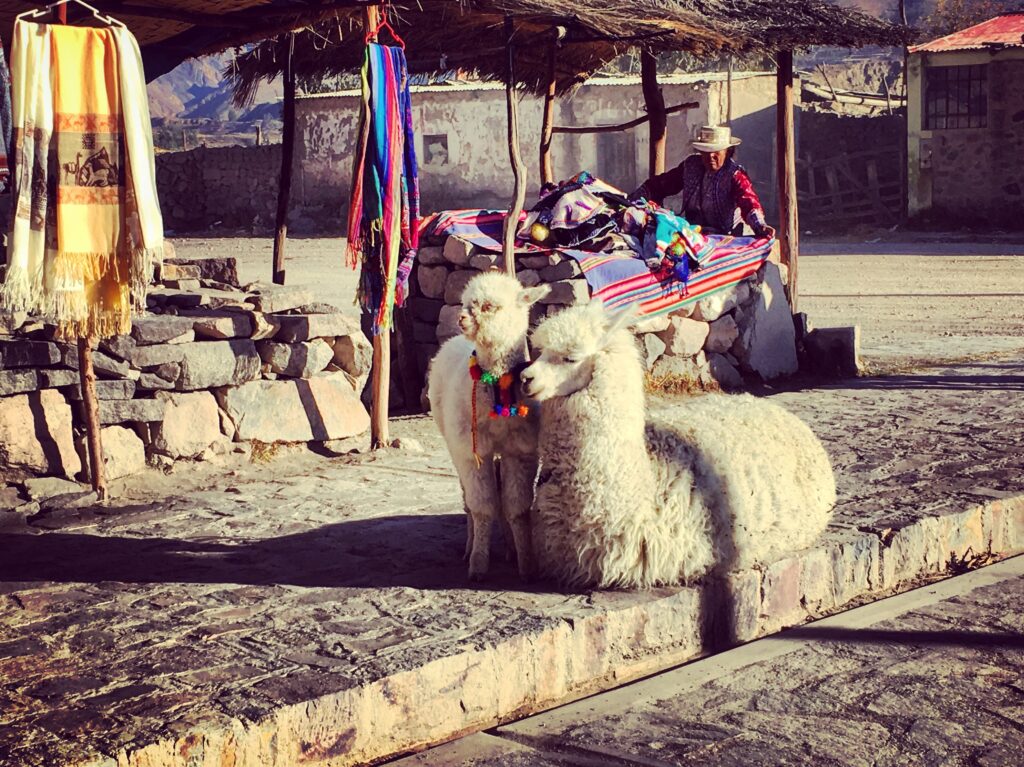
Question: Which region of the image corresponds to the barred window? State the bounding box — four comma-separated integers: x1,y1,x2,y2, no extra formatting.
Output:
924,64,987,130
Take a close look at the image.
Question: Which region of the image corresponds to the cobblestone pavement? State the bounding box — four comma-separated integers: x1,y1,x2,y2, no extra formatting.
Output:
1,360,1023,765
394,557,1024,767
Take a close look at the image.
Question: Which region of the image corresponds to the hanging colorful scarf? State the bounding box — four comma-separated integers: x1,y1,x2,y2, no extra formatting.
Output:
1,20,163,340
0,42,11,192
346,42,420,335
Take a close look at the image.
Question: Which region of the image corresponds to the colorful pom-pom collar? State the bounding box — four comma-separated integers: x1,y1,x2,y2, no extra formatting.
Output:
468,351,531,467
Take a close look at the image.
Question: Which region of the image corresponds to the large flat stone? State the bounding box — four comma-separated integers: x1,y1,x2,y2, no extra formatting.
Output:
0,340,60,369
732,262,798,380
247,284,315,314
165,256,240,287
177,341,262,391
657,316,710,357
64,379,137,401
183,311,255,340
101,425,147,481
257,339,334,379
38,369,79,389
131,316,197,345
0,390,81,478
218,377,370,442
98,398,168,425
152,392,222,459
332,333,373,378
0,369,39,396
274,313,360,343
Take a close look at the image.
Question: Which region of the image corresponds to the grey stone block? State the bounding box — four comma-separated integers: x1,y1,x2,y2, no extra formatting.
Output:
98,398,168,425
65,379,136,401
0,369,40,396
444,269,476,305
0,340,60,369
417,245,445,265
803,326,865,377
131,316,197,345
442,236,475,266
409,297,444,323
274,313,359,344
257,339,333,378
176,340,261,391
417,265,449,299
93,351,133,380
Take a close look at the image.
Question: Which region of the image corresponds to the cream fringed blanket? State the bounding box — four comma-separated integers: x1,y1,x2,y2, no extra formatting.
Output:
2,20,163,340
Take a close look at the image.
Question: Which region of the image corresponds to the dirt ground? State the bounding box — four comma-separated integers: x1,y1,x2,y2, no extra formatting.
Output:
171,233,1024,365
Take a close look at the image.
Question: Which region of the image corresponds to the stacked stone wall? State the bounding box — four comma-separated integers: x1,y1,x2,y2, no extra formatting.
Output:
156,145,284,233
0,252,371,483
407,236,799,391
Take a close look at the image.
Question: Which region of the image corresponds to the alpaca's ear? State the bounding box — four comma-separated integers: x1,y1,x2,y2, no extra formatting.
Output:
518,284,552,306
599,303,640,344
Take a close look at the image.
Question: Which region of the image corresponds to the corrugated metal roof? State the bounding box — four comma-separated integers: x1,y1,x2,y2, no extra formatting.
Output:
910,12,1024,53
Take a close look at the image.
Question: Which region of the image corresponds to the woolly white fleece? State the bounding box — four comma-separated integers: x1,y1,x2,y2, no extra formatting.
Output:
522,301,836,589
426,271,549,580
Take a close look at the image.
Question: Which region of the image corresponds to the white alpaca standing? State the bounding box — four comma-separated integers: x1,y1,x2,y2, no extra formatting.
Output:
427,271,550,580
520,301,836,589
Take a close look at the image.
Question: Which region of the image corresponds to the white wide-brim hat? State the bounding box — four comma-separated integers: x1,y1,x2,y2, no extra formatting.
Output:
691,125,741,152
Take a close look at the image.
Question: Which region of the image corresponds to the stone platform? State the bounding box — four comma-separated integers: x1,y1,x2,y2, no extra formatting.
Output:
1,360,1023,767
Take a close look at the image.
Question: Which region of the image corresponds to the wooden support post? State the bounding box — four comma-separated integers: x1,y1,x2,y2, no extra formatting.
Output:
641,49,666,177
501,14,527,275
364,3,390,448
776,49,799,312
78,337,107,500
539,40,556,187
271,31,296,286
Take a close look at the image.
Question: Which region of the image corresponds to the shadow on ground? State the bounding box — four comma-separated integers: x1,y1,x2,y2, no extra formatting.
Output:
0,513,554,593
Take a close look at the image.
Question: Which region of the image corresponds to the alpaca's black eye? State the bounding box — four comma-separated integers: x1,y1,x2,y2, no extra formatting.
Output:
480,302,494,313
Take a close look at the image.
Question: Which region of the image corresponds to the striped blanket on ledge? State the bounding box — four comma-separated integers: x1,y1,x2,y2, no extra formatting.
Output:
427,209,774,318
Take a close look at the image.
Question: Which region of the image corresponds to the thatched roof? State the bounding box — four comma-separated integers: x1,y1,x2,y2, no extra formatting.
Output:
226,0,913,103
0,1,366,80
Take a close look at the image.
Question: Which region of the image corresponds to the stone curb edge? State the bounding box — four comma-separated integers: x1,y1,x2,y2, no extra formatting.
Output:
81,495,1024,767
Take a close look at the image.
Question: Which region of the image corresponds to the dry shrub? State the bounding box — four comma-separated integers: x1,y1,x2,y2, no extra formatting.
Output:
945,546,995,576
644,371,721,396
249,439,280,464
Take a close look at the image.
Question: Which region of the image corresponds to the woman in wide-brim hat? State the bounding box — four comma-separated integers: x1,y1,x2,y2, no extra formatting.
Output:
632,125,774,238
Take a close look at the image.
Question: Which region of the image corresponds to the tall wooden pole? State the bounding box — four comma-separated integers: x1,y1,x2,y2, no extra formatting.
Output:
78,337,107,499
271,31,296,285
501,15,527,275
776,49,799,312
56,1,106,499
539,39,557,187
365,3,390,448
641,49,667,177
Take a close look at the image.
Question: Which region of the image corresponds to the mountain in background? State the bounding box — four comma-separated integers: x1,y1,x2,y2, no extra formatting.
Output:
147,51,283,123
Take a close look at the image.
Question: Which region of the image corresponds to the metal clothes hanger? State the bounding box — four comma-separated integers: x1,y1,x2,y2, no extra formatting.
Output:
17,0,126,28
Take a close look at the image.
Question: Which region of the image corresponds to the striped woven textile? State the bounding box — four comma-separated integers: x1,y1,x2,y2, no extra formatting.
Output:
346,42,420,335
427,209,773,319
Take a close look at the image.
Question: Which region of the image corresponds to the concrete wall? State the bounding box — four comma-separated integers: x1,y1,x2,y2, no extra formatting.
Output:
907,49,1024,228
153,73,786,234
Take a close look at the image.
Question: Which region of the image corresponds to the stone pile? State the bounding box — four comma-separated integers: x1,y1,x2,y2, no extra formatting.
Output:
408,235,799,390
0,252,371,483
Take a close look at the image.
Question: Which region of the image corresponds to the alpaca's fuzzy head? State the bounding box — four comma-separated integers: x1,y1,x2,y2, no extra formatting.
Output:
521,299,639,401
457,271,550,352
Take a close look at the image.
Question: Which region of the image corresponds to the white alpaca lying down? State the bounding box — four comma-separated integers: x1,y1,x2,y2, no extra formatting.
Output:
427,271,549,580
520,300,836,589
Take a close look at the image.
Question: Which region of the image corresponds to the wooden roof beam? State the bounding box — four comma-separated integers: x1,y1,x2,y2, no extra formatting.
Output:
93,0,380,30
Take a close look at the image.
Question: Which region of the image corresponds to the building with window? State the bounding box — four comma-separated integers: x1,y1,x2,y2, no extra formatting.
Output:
907,12,1024,227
